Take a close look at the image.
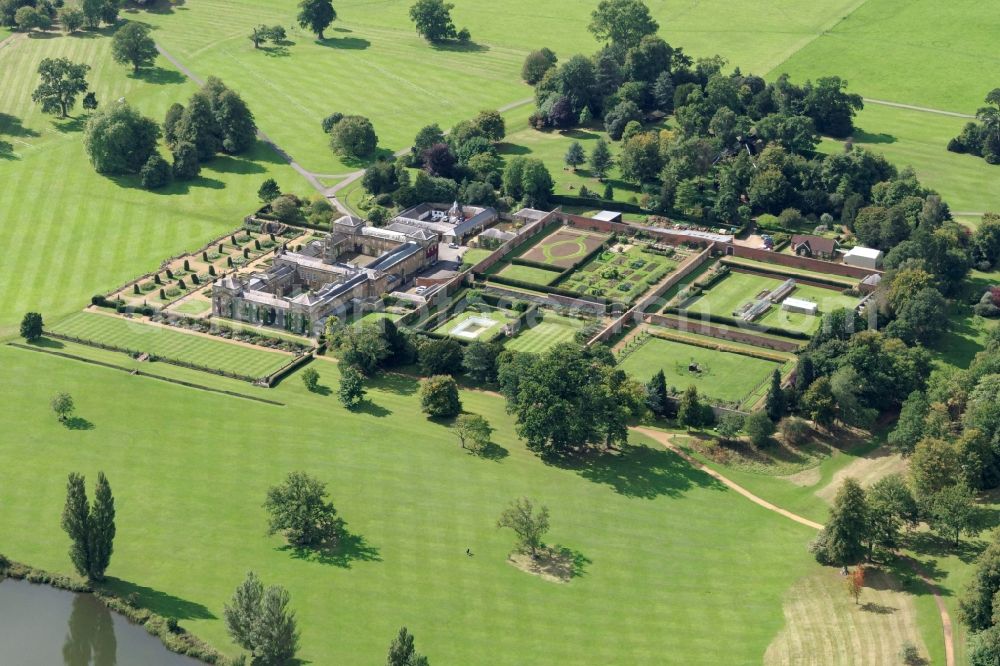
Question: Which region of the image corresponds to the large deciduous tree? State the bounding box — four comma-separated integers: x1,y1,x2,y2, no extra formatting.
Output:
329,115,378,158
409,0,459,43
20,312,43,342
83,102,161,175
111,22,157,74
32,57,90,118
588,0,659,51
420,375,461,417
297,0,336,39
264,471,343,547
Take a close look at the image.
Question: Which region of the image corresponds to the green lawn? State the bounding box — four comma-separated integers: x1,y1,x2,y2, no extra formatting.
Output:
817,104,1000,214
684,272,858,334
0,344,819,664
723,258,858,288
137,0,528,175
618,336,781,405
170,299,212,316
50,311,291,378
497,263,562,286
499,105,647,209
770,0,997,113
505,312,587,354
0,29,302,338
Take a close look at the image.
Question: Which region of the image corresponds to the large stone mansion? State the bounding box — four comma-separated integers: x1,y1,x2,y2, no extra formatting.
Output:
212,202,495,336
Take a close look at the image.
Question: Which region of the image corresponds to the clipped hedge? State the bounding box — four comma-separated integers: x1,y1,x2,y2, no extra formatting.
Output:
646,328,791,363
484,274,608,305
663,306,811,341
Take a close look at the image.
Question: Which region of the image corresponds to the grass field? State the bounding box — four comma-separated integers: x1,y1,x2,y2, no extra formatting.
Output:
50,312,291,378
0,29,301,338
684,272,858,334
618,336,781,405
497,263,562,286
137,0,528,175
505,312,587,354
817,104,1000,214
771,0,998,113
0,344,821,664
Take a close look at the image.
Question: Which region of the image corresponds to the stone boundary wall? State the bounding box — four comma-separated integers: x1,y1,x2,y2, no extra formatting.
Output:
644,314,803,352
726,266,850,291
470,210,562,275
479,284,608,315
729,244,881,279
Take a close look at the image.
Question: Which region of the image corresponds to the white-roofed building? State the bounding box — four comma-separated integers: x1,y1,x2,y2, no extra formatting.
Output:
782,297,818,315
843,246,883,270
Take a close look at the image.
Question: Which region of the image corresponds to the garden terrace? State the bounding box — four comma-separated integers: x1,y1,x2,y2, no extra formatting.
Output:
49,312,293,381
105,227,309,313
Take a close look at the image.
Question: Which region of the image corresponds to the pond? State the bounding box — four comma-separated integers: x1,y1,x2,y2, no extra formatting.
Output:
0,577,202,665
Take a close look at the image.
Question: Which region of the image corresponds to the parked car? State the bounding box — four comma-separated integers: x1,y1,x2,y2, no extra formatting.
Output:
448,242,459,249
415,285,428,294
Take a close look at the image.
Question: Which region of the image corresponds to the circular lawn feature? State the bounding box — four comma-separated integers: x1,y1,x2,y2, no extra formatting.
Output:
544,238,589,262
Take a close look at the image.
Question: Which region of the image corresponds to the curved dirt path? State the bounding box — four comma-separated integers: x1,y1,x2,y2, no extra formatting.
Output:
631,426,955,666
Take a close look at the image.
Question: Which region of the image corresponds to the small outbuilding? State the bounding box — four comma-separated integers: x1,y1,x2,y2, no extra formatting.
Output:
782,297,818,316
844,246,883,270
791,234,838,259
592,210,624,224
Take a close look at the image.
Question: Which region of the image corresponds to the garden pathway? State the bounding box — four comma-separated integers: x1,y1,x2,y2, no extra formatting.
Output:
863,98,975,119
631,426,955,666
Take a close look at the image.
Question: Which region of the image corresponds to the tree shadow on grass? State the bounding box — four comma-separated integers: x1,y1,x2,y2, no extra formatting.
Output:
851,129,897,145
64,416,94,431
53,116,87,134
317,36,370,50
260,44,291,58
74,26,118,39
908,531,988,565
109,173,225,193
431,40,489,54
552,545,590,578
352,399,391,417
309,383,332,397
372,373,419,396
470,441,508,461
132,66,186,85
496,143,531,156
860,601,896,614
205,154,267,176
0,113,40,138
545,442,725,499
31,337,65,349
99,577,216,620
561,129,600,140
0,140,17,160
277,526,381,568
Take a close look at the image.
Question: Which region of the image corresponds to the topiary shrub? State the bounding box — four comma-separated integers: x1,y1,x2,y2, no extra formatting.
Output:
159,288,166,299
166,268,174,279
